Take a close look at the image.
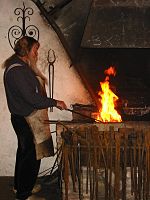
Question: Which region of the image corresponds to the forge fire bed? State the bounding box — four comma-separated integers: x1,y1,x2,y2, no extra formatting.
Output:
52,121,150,200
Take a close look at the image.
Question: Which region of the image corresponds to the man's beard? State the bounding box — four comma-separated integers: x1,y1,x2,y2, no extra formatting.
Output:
28,56,38,69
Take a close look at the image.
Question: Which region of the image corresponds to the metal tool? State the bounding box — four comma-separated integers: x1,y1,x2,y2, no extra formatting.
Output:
47,49,56,112
66,108,102,123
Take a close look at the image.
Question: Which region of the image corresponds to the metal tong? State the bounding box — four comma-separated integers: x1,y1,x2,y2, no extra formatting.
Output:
47,49,56,112
66,108,102,123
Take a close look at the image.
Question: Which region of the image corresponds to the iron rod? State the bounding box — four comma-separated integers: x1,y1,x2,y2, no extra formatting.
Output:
66,108,102,123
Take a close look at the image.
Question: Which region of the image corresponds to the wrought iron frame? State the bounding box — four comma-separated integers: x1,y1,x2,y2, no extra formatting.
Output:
8,2,39,49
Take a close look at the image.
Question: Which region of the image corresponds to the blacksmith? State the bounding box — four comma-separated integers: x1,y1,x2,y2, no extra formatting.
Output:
3,36,67,200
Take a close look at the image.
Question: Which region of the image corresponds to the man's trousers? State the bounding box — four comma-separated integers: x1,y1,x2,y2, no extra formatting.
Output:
11,114,41,200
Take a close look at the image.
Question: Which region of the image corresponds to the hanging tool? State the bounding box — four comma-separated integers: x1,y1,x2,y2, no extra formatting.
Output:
47,49,56,112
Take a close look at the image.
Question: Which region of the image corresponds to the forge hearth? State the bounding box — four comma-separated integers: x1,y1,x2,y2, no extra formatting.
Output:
74,48,150,121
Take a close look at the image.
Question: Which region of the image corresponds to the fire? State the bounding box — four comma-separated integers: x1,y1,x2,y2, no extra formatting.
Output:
96,66,122,122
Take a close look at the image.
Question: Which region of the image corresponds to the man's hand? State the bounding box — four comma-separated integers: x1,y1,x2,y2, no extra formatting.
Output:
56,100,67,110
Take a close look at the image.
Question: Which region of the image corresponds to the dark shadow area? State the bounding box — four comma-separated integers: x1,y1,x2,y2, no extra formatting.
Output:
0,172,62,200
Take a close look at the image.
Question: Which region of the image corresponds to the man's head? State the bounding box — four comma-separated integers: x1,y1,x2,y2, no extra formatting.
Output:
14,36,39,56
14,36,40,67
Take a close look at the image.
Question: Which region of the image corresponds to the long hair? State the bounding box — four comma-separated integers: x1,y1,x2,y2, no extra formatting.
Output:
2,36,39,68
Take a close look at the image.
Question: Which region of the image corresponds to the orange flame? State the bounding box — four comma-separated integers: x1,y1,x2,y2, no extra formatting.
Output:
104,66,116,76
96,66,122,122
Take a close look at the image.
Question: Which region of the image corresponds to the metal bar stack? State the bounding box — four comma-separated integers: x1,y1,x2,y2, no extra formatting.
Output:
57,124,150,200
